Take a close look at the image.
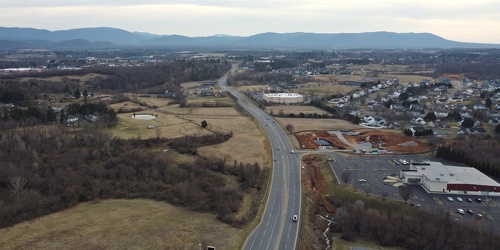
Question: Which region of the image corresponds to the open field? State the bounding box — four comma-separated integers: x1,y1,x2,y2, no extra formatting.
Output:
267,105,332,116
0,199,244,250
298,82,357,96
18,73,106,83
275,117,364,132
187,96,234,106
109,95,268,167
233,85,269,92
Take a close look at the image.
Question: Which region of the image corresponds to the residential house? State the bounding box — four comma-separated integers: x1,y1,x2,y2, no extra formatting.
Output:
489,118,500,126
409,104,425,117
473,103,488,110
411,117,426,125
485,110,500,118
466,127,487,135
434,109,449,118
65,115,79,125
428,120,450,128
84,114,98,122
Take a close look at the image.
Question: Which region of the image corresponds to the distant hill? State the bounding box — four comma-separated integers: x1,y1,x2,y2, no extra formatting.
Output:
0,27,499,50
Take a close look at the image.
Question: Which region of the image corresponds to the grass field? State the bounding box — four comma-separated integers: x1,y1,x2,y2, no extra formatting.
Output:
275,117,364,132
267,105,332,116
0,199,244,250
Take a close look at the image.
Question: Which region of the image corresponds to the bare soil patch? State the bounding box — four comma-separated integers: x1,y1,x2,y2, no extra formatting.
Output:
343,129,429,153
295,131,351,150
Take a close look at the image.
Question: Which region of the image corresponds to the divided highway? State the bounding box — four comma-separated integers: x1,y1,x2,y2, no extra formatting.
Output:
218,66,302,250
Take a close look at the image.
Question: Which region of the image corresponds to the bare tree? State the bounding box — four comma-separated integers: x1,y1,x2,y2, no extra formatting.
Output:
9,176,28,199
398,185,413,203
286,124,295,134
340,171,352,185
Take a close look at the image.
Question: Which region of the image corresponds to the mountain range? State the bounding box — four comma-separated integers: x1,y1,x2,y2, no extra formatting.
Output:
1,27,499,50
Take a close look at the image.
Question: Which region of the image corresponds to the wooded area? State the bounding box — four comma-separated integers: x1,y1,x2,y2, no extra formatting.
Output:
0,126,265,228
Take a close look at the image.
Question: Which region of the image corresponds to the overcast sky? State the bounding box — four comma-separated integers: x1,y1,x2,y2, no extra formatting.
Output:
2,0,500,43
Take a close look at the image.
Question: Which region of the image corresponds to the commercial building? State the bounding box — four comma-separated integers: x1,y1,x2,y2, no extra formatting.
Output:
400,161,500,196
263,93,303,104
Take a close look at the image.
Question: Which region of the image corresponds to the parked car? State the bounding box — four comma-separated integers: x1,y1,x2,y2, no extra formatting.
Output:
477,213,483,219
467,209,474,215
456,197,463,202
467,198,473,202
476,198,482,203
457,208,465,215
292,215,298,222
447,197,454,202
359,179,367,183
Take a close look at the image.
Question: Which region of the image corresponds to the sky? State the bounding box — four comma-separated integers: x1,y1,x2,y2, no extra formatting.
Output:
1,0,500,44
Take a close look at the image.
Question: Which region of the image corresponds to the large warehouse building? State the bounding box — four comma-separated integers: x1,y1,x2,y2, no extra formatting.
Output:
263,93,303,104
400,162,500,196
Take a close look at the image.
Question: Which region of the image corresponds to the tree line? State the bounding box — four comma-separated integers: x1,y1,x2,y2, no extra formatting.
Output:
332,199,500,249
436,144,500,179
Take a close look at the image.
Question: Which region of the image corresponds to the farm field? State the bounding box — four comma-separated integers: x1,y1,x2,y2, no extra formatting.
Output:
0,199,244,250
109,95,268,167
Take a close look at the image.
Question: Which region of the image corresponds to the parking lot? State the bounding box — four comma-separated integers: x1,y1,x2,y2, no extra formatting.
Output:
328,152,500,229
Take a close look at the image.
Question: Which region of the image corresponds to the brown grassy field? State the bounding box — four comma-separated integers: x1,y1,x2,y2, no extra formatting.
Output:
109,95,268,167
275,117,364,132
0,94,269,250
19,73,105,83
267,105,332,116
233,85,269,92
0,199,245,250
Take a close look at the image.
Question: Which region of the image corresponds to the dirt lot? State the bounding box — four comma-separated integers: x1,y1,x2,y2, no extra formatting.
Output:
342,129,429,153
294,129,428,153
295,131,351,150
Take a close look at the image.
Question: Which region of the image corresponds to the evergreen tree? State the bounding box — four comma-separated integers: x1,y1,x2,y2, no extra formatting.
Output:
59,109,65,123
74,89,81,99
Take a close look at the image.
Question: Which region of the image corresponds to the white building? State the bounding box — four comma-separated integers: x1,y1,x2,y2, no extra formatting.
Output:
263,93,303,104
400,162,500,195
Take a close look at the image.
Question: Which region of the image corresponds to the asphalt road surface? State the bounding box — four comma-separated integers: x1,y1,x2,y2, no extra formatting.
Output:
218,65,301,250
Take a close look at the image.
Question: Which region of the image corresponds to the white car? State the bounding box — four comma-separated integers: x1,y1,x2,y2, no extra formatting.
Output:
447,197,453,202
456,197,463,202
358,179,367,183
457,208,464,215
292,215,298,222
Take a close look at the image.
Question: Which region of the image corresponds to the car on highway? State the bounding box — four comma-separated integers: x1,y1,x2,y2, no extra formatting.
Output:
457,197,463,202
476,198,482,203
467,198,473,202
292,215,298,222
447,197,454,202
467,209,474,215
457,208,465,215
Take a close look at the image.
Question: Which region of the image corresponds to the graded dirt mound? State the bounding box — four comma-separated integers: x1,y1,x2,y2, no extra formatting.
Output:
296,129,428,153
295,131,351,150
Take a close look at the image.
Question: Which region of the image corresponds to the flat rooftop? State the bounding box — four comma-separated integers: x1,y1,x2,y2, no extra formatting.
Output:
411,162,499,186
